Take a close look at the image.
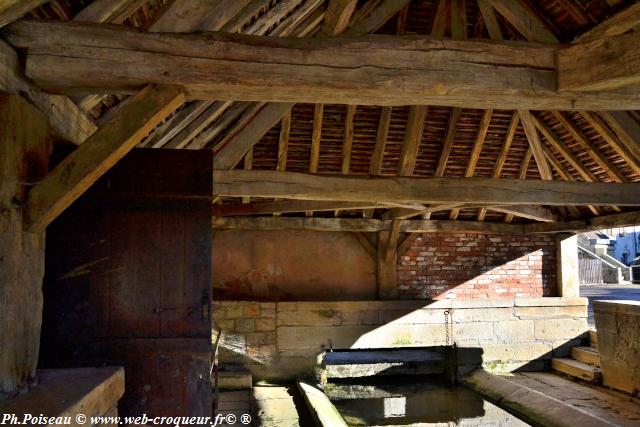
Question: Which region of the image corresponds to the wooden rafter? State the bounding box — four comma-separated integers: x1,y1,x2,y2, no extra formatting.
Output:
213,170,640,207
0,0,46,28
341,105,356,175
505,147,532,223
519,110,553,180
575,2,640,42
26,85,185,232
322,0,358,36
213,200,429,216
551,111,627,183
581,112,640,176
477,0,502,39
487,0,558,43
478,111,518,221
277,109,292,172
598,112,640,168
450,109,492,220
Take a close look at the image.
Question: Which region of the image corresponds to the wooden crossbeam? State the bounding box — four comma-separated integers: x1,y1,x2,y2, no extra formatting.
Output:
213,210,640,234
558,30,640,92
212,170,640,207
0,39,96,145
488,205,557,223
25,85,184,232
477,0,502,39
352,232,377,260
8,21,640,111
213,200,423,216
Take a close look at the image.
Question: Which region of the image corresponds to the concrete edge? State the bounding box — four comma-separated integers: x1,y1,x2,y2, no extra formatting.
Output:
296,380,348,427
462,369,618,427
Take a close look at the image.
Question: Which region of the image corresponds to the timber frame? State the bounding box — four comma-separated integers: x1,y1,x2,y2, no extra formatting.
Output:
1,0,640,300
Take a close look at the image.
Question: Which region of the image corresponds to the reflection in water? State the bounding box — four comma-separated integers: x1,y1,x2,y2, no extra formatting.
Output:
326,379,530,426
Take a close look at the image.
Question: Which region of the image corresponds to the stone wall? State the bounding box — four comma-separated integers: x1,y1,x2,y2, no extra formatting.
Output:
398,233,557,299
213,298,588,381
594,301,640,395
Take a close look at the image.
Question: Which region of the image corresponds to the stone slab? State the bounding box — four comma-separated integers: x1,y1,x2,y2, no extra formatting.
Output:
297,381,348,427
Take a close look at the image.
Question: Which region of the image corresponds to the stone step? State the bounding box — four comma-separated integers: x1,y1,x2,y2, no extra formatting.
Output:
570,346,600,367
324,349,445,379
588,329,598,349
552,358,601,383
216,370,253,390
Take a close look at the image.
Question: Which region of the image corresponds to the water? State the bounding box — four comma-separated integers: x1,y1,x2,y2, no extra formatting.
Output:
325,379,531,427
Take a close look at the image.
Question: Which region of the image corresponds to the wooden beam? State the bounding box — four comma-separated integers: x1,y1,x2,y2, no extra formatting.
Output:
558,30,640,92
341,105,356,174
352,232,377,260
309,103,324,174
431,0,450,37
195,102,258,150
212,170,640,206
242,148,253,204
543,146,598,216
478,111,518,220
277,109,292,171
0,0,45,28
9,21,640,111
0,39,96,145
551,111,626,183
451,0,467,39
73,0,147,24
575,2,640,42
398,106,427,176
344,0,412,36
581,111,640,176
519,110,553,180
435,108,462,177
532,114,599,182
477,0,503,40
213,200,413,216
378,220,400,299
370,107,391,175
25,85,184,232
487,0,558,43
397,233,419,257
322,0,358,36
526,210,640,234
488,205,558,222
212,216,529,233
598,111,640,167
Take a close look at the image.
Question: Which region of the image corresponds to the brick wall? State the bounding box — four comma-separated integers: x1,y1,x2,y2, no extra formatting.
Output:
398,233,557,299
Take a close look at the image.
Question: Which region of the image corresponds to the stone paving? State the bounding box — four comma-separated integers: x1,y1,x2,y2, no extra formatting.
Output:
509,372,640,427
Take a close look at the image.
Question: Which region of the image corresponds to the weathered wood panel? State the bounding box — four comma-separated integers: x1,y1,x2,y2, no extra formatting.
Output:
41,149,213,415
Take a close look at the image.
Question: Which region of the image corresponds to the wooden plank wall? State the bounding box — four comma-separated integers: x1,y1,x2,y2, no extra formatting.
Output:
40,149,213,416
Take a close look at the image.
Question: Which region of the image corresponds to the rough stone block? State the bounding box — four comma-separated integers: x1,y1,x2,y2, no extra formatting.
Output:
454,322,496,343
515,297,587,307
482,342,553,363
256,318,276,332
278,309,340,327
515,305,587,319
534,318,587,340
236,319,256,333
277,326,374,352
493,320,535,343
452,308,515,323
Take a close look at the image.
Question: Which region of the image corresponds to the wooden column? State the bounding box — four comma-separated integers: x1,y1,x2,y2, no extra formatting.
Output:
0,94,51,399
377,220,401,299
556,233,580,297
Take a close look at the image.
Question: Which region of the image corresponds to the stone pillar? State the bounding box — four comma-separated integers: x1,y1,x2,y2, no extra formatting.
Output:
556,233,579,297
0,95,51,399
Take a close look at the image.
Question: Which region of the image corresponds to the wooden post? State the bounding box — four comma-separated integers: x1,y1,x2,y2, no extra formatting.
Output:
556,233,580,297
0,95,51,399
377,220,401,299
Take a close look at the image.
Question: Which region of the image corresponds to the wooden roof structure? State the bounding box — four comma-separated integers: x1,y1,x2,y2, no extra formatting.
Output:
1,0,640,235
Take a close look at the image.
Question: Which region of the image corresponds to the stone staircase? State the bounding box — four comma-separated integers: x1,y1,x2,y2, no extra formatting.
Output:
552,330,602,383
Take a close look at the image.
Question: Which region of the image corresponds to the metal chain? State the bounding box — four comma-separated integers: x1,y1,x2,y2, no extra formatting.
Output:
444,309,450,346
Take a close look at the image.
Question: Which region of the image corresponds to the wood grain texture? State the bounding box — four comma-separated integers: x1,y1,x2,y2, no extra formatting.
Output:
26,85,184,232
0,0,45,28
212,170,640,206
9,20,640,110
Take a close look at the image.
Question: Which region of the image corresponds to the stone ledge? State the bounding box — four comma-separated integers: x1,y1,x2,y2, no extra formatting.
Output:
0,367,124,423
594,300,640,315
515,297,588,307
463,370,618,427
